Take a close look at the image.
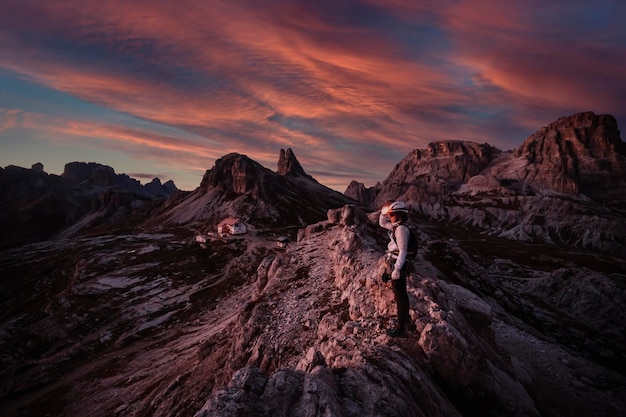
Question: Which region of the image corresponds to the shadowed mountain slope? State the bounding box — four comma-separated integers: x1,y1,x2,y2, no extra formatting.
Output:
0,162,178,249
155,149,354,228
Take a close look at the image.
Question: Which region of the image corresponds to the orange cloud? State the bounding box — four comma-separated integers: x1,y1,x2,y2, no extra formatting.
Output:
1,0,624,190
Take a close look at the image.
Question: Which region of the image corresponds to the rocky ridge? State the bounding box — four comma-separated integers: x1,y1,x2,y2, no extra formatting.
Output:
190,206,626,417
61,162,178,197
2,205,624,417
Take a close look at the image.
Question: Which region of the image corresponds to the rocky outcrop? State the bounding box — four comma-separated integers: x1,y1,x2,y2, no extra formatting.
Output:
200,153,270,196
62,162,117,187
190,205,625,417
344,180,381,208
366,112,626,255
509,112,626,198
371,141,500,207
364,112,625,207
144,178,178,197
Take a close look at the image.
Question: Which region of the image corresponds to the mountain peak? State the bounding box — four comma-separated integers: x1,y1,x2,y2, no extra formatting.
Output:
512,111,626,197
515,112,624,161
170,150,352,227
200,153,270,195
62,161,116,186
277,148,307,177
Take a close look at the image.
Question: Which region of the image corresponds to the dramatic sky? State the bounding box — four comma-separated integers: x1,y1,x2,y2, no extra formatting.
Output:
1,1,625,191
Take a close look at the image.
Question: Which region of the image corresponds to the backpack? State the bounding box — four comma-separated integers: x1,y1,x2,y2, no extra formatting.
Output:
392,223,419,258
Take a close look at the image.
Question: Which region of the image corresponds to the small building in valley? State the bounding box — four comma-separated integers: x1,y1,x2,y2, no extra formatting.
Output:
218,217,247,236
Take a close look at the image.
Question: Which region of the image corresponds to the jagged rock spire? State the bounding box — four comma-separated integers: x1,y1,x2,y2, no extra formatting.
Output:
277,148,307,177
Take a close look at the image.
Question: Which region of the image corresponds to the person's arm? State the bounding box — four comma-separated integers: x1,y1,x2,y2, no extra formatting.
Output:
379,208,393,231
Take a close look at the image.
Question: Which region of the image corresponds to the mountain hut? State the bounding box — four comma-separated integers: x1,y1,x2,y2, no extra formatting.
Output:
218,217,247,236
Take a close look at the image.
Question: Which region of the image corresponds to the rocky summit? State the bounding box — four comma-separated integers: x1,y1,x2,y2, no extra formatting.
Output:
153,148,354,229
1,113,626,417
512,112,626,199
277,148,309,178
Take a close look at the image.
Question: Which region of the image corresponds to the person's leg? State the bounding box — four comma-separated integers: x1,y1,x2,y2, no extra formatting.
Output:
392,277,410,329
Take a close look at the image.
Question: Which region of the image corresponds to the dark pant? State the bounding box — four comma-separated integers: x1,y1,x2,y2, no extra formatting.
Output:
385,256,411,329
392,277,410,329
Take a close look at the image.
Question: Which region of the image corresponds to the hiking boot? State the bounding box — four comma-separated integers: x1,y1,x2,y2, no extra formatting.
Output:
386,327,408,338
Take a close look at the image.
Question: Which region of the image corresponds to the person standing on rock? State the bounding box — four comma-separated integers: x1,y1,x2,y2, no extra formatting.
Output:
379,201,414,337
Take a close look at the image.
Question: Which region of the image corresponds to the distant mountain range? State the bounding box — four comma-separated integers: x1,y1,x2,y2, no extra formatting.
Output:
0,162,178,249
1,111,625,255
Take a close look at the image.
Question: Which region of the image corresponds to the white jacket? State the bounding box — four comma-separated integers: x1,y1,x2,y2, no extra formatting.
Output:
379,212,410,270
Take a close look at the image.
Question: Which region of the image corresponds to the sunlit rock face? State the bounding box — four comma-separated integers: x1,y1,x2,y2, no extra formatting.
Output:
511,112,626,198
357,112,626,256
371,141,500,206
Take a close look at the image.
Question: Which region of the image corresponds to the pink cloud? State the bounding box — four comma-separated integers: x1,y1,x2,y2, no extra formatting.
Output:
440,2,625,111
361,1,626,134
1,0,624,190
2,1,442,178
7,109,220,170
3,0,463,125
0,109,23,132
